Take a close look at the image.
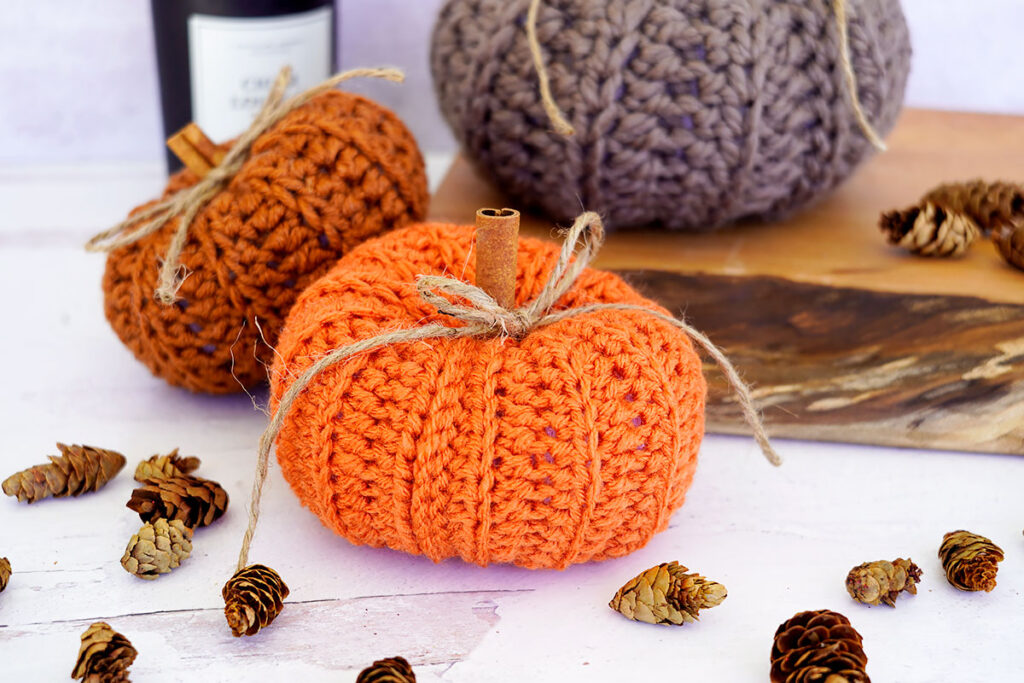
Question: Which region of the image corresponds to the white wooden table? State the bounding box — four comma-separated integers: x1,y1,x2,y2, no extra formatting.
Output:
0,157,1021,682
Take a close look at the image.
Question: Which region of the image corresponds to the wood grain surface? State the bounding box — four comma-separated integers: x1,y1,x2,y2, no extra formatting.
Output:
626,272,1024,454
429,109,1024,454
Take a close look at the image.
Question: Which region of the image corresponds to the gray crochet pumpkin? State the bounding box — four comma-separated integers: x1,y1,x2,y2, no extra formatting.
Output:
431,0,911,231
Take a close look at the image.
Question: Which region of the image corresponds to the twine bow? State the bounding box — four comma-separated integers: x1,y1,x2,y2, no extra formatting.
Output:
85,65,406,305
417,210,602,338
235,211,782,572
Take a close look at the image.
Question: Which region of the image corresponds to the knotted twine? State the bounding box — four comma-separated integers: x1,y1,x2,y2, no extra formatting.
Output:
235,210,782,572
526,0,887,151
85,66,405,305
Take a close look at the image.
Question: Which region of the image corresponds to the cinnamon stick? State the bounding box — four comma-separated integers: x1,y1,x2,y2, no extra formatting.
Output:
475,208,520,308
166,123,225,178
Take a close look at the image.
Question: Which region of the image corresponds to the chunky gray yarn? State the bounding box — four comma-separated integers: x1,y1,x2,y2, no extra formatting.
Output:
431,0,911,231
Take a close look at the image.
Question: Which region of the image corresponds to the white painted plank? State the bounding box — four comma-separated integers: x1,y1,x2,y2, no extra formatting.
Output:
0,153,454,238
4,590,522,682
1,160,1022,681
2,1,1024,166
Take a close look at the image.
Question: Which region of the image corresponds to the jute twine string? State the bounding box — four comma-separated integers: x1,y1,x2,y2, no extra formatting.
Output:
528,0,887,151
236,211,782,571
832,0,887,152
526,0,575,136
85,66,406,305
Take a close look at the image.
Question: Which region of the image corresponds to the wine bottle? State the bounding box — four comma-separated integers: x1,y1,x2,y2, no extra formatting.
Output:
151,0,337,172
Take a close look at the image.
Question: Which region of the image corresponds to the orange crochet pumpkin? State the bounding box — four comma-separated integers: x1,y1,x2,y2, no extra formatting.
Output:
102,91,428,394
270,221,707,569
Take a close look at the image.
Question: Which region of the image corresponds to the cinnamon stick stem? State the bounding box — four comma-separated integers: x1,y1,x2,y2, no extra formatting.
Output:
475,208,520,308
166,123,225,178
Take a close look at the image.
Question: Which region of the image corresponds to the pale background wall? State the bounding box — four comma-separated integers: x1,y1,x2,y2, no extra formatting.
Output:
1,0,1022,164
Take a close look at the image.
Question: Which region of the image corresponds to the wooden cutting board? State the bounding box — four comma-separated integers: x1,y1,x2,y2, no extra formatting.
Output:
429,109,1024,455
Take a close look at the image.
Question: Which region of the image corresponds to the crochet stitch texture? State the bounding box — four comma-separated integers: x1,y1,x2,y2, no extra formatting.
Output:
271,222,707,569
431,0,911,231
103,91,428,393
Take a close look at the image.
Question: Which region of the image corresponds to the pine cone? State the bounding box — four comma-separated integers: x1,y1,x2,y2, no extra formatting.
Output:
0,556,10,593
126,475,228,528
71,621,137,683
357,657,417,683
993,223,1024,272
771,609,870,683
133,449,200,482
121,518,193,580
2,443,126,503
923,179,1024,234
845,558,922,607
939,530,1004,592
608,561,727,626
222,564,289,637
879,202,980,257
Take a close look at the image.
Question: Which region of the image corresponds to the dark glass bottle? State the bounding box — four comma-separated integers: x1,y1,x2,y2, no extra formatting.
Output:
151,0,337,171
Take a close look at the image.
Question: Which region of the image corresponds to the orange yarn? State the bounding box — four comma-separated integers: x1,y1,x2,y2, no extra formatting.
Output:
271,222,707,569
102,91,428,394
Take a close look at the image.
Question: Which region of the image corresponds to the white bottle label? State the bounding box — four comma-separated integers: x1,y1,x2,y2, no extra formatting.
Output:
188,6,333,141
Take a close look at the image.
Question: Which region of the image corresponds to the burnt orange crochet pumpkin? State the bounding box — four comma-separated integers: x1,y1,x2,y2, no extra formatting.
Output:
270,222,707,569
102,91,428,394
